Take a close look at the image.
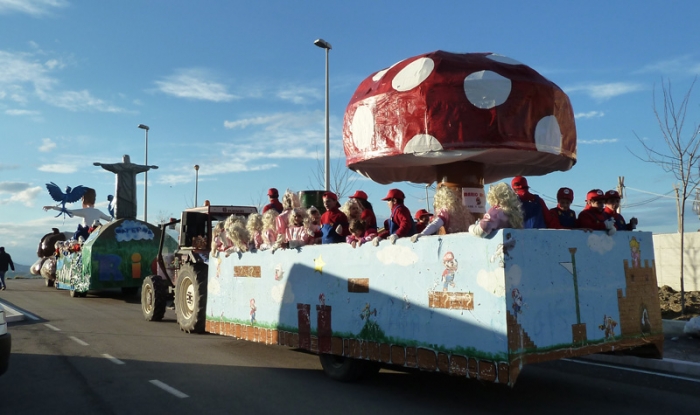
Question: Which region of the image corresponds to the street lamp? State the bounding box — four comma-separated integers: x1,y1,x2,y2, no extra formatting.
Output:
314,38,332,191
137,124,149,222
194,165,200,207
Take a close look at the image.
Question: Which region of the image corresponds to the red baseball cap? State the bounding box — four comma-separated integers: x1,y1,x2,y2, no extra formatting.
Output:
511,176,529,190
605,190,622,200
556,187,574,201
267,188,279,197
349,190,368,200
586,189,606,201
414,208,431,220
322,191,338,201
381,188,405,201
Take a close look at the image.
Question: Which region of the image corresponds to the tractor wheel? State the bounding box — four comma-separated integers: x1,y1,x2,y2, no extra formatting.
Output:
175,263,208,333
318,354,377,382
142,276,168,321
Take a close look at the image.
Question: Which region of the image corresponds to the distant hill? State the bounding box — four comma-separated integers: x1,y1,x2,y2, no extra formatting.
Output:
6,263,38,279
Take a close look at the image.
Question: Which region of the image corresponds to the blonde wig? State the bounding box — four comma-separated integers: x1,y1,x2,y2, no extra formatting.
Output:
246,212,263,235
224,215,250,252
340,198,362,222
487,182,524,229
433,185,474,233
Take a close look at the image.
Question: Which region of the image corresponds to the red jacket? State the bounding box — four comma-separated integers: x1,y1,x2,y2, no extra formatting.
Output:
577,205,608,230
360,208,377,231
262,199,283,214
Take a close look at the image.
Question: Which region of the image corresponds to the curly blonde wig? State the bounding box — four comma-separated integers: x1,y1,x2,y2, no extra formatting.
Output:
290,207,310,227
246,213,263,234
224,215,250,252
262,209,279,231
433,185,474,233
487,182,524,229
340,198,362,221
281,189,300,211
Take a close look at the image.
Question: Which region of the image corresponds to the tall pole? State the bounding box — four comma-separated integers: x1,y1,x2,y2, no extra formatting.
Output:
194,165,200,207
314,38,332,191
138,124,150,222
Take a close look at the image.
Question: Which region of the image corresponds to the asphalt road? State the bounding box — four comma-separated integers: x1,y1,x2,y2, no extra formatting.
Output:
1,278,699,415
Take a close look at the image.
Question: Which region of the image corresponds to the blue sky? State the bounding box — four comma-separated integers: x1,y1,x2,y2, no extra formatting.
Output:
1,0,699,265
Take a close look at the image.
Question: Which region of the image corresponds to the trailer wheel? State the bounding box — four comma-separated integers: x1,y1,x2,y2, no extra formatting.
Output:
319,354,375,382
142,276,168,321
45,278,54,287
121,287,139,296
69,288,79,298
175,263,207,333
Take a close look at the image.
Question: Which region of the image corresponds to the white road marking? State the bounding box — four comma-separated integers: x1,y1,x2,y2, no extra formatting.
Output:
564,358,700,383
69,336,89,346
44,324,61,331
149,380,189,398
103,354,125,365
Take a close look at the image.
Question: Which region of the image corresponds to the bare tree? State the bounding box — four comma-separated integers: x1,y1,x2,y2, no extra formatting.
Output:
633,77,699,313
309,150,359,199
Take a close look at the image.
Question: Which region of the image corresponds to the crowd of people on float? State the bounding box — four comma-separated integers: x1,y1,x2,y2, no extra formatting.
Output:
210,175,637,255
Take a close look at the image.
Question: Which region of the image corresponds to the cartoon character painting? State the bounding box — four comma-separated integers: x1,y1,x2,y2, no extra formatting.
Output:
511,288,525,319
629,237,641,268
490,232,516,267
598,314,618,340
250,298,257,324
442,251,458,292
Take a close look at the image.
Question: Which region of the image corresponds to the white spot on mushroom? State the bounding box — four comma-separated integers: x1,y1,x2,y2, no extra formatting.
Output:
463,70,512,109
534,115,562,154
350,105,375,150
392,57,435,92
403,134,444,154
486,54,523,66
372,69,389,82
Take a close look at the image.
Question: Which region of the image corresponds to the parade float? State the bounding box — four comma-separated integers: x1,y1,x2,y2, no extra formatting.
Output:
143,52,663,386
39,155,172,297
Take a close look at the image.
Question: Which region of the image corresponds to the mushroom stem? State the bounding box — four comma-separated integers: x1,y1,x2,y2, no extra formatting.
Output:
435,161,485,219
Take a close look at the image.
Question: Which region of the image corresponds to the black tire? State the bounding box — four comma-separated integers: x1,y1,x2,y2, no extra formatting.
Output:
318,354,376,382
142,276,168,321
175,263,208,333
121,286,139,296
45,278,54,287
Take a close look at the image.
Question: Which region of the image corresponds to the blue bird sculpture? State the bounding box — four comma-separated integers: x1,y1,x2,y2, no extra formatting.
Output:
46,182,88,218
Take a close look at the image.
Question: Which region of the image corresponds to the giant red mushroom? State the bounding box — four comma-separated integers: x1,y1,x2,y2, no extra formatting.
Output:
342,51,576,214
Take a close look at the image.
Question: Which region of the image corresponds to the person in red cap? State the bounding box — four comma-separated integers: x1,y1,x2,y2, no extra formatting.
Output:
577,189,616,235
549,187,577,229
320,191,349,244
262,188,283,214
375,188,416,244
414,208,432,233
511,176,560,229
349,190,377,232
604,190,638,231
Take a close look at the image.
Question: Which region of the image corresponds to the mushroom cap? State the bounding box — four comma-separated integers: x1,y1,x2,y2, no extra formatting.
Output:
342,51,577,184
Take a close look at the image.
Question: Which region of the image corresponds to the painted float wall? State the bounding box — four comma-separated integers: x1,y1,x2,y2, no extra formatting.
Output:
653,232,700,291
206,229,662,384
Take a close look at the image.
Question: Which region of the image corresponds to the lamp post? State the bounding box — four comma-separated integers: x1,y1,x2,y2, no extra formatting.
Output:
314,38,332,191
137,124,149,222
194,165,200,207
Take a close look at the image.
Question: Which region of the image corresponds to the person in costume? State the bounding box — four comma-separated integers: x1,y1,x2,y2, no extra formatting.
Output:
348,190,377,232
603,190,638,231
550,187,577,229
320,192,349,244
469,182,524,237
375,188,416,244
262,188,283,214
411,186,474,242
576,189,616,235
511,176,560,229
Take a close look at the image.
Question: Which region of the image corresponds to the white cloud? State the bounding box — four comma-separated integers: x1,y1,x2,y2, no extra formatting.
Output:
38,163,78,173
5,109,39,116
0,0,68,16
636,55,700,76
476,267,506,297
565,82,644,100
39,138,56,152
587,233,615,254
575,111,604,119
155,68,237,102
375,245,419,266
579,138,619,145
0,185,42,207
0,182,32,193
0,49,125,112
276,85,321,104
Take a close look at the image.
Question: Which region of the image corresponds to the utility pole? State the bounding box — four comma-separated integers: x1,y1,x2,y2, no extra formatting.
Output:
617,176,624,214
